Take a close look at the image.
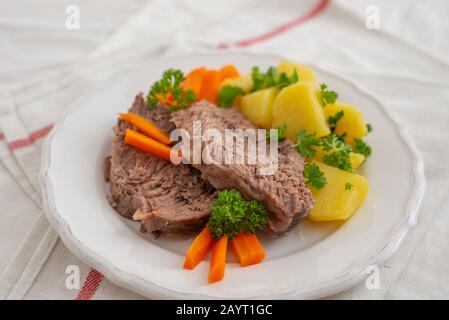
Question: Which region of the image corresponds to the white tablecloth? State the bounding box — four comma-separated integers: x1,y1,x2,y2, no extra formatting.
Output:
0,0,448,299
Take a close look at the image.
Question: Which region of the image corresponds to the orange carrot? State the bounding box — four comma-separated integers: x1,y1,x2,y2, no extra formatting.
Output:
208,236,228,284
231,233,265,267
183,225,215,270
181,67,205,99
124,129,180,162
119,112,171,145
201,70,221,104
219,65,240,81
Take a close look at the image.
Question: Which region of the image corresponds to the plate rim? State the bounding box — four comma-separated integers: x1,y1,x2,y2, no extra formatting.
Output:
39,51,426,299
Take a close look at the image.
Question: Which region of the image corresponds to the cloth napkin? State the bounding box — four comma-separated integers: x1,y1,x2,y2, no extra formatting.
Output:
0,0,448,299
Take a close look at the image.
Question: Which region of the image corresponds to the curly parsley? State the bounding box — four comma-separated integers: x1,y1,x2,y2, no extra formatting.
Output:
321,134,353,171
209,189,269,240
147,69,195,111
304,163,327,190
295,130,321,158
251,66,298,92
354,138,372,158
319,83,338,106
218,85,245,108
266,125,287,143
328,110,345,134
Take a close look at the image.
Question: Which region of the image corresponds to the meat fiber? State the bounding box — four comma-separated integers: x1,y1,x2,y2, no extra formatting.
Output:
171,101,314,235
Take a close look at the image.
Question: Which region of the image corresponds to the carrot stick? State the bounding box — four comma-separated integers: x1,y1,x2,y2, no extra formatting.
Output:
183,225,216,270
208,236,228,284
231,233,265,267
219,65,240,81
181,67,205,99
124,129,180,162
201,70,221,104
119,112,171,145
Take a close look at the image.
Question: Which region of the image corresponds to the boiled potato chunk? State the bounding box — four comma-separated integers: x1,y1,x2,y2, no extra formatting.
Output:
277,60,317,83
313,147,365,170
324,102,367,145
308,162,369,222
240,87,279,128
220,74,253,93
272,82,330,141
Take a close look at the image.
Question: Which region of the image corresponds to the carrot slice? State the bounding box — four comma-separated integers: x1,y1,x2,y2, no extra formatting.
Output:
119,112,171,145
181,67,205,99
219,65,240,81
124,129,180,162
231,233,265,267
201,70,221,104
183,225,216,270
208,236,228,284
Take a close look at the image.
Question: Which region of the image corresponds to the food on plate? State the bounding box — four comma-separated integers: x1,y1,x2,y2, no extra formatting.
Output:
171,103,314,236
307,162,369,222
183,225,216,270
314,147,365,170
272,81,331,140
219,74,252,93
119,112,171,145
124,129,177,162
105,61,374,283
231,233,266,267
208,235,228,283
105,94,216,234
324,102,368,145
277,60,317,83
240,87,279,128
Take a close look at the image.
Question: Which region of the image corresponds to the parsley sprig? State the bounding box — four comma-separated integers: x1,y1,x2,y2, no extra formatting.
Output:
354,138,372,158
328,110,344,134
218,85,244,108
321,134,353,171
147,69,195,111
319,83,338,106
266,125,287,143
304,163,327,190
209,189,269,240
251,66,298,92
295,130,321,158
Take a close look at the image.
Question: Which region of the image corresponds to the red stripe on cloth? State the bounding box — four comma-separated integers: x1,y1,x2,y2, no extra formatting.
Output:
74,269,104,300
8,124,54,150
218,0,330,48
0,133,4,141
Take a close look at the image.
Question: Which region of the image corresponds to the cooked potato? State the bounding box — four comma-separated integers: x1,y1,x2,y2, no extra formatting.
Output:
220,74,253,93
240,87,279,129
272,82,330,141
277,60,317,83
308,161,369,222
313,147,365,170
324,102,368,145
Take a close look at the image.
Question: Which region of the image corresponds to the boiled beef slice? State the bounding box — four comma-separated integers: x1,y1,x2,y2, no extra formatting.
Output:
170,101,314,235
105,93,216,236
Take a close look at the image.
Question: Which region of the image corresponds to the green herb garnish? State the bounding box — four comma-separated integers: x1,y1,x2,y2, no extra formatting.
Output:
354,138,372,158
304,163,327,190
328,110,344,134
319,83,338,106
367,123,373,133
147,69,195,111
218,85,245,108
295,130,321,158
266,125,287,143
321,134,353,171
251,66,298,92
345,182,353,191
209,189,269,240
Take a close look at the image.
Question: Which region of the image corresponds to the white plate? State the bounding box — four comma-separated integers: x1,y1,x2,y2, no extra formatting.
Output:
39,52,425,299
